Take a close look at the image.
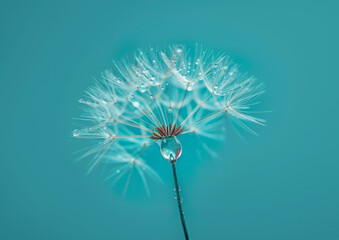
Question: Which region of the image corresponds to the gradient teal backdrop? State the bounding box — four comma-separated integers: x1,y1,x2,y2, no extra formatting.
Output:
1,0,337,239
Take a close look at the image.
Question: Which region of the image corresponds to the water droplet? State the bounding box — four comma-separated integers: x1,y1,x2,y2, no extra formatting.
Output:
176,48,183,54
132,101,140,108
139,83,146,92
214,85,219,89
169,107,172,112
73,129,80,137
160,136,182,161
150,94,154,99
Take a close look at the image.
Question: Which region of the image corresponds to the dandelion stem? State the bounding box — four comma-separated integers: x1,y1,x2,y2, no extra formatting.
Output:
171,162,189,240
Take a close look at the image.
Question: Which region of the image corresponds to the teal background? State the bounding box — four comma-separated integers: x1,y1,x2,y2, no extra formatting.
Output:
0,0,337,239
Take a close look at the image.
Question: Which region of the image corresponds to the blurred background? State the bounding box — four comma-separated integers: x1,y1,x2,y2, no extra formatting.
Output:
0,0,337,239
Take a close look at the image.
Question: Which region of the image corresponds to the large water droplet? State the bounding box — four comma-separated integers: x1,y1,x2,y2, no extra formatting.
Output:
160,136,182,162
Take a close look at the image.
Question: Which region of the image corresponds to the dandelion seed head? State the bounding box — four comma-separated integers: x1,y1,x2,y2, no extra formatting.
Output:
73,44,266,195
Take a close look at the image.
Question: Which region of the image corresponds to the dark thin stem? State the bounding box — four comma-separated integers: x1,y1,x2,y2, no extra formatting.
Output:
171,162,189,240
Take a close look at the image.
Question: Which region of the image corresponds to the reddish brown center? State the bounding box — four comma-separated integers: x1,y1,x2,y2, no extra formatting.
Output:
150,124,184,140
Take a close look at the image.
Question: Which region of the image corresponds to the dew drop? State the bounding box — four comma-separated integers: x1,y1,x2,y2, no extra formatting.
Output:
73,129,80,137
132,101,140,108
160,136,182,161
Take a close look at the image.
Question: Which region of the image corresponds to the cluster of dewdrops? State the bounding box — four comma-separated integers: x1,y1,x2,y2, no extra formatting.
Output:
73,44,265,193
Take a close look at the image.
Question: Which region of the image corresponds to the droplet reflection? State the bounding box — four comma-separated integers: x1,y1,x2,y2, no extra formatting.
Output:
160,136,182,162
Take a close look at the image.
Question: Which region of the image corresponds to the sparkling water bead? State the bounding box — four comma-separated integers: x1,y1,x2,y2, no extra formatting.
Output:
160,136,182,162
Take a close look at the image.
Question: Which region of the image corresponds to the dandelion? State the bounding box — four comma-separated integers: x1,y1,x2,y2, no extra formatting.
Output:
73,44,265,240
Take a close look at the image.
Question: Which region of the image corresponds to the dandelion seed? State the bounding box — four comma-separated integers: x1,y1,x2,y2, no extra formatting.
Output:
72,44,266,240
